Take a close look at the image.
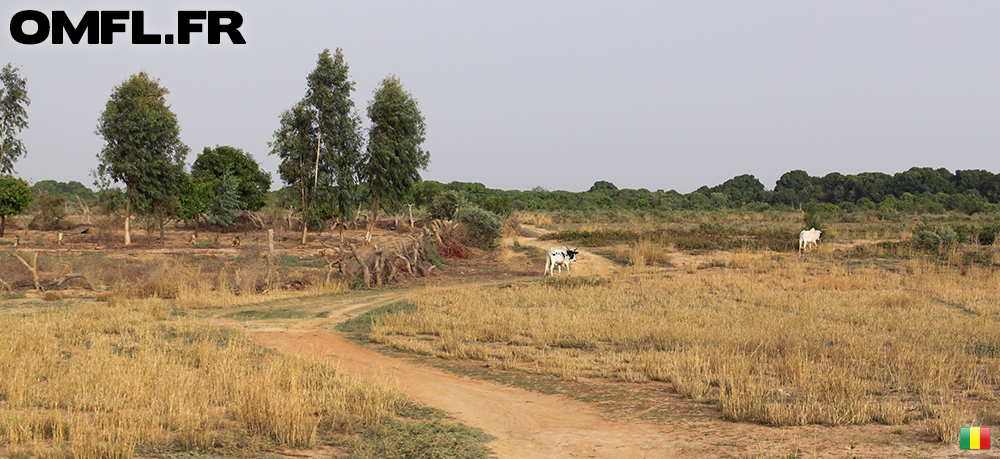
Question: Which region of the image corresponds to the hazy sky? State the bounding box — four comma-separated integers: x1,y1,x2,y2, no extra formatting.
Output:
3,1,999,193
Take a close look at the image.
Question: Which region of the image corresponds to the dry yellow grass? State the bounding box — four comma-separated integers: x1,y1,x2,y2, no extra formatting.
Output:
99,261,349,310
0,296,401,458
371,256,1000,431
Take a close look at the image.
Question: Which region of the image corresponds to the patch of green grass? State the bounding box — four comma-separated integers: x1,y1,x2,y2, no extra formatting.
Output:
395,400,448,421
543,277,611,289
337,301,417,334
344,419,493,459
277,254,325,268
1,291,27,300
221,308,308,320
511,244,547,264
592,249,629,266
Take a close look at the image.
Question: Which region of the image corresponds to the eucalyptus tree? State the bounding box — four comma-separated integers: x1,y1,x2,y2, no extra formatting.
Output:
95,72,188,244
0,64,30,174
270,49,363,244
362,75,429,243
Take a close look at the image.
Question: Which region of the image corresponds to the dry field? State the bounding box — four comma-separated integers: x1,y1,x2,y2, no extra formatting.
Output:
0,221,493,459
3,211,1000,458
370,250,1000,443
0,295,407,458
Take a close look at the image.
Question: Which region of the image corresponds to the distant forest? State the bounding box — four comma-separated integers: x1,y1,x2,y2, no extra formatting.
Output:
418,167,1000,216
30,166,1000,217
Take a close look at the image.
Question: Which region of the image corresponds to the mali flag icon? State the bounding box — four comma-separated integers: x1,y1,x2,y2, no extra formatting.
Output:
960,427,991,450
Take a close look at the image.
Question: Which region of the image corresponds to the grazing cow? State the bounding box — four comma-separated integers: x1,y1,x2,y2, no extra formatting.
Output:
799,228,822,251
545,247,579,277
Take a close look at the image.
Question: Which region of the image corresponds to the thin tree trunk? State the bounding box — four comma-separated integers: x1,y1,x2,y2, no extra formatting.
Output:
314,126,322,191
12,251,39,290
265,229,275,286
124,197,131,246
365,196,380,244
301,217,308,245
1,214,5,237
338,217,345,247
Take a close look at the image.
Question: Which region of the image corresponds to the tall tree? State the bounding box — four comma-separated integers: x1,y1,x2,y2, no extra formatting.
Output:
270,101,316,242
0,175,31,237
192,145,272,211
362,75,429,243
307,49,363,242
95,72,188,245
270,49,363,244
0,64,30,174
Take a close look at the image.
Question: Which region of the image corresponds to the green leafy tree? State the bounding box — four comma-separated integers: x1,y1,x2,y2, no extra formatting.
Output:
308,49,363,240
0,64,30,174
271,101,315,238
31,180,98,206
192,146,271,212
270,49,363,244
713,174,764,207
362,75,430,243
589,180,618,195
177,172,212,222
95,72,189,244
412,180,443,207
0,175,31,236
208,173,243,227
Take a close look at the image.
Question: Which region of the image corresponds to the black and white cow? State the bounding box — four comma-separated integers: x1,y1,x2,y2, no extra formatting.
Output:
545,247,579,277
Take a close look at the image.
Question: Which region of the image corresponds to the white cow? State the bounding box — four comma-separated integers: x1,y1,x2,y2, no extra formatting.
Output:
545,247,579,276
799,228,822,251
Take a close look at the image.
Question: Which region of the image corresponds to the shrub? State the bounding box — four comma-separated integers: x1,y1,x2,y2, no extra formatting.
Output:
979,223,1000,245
427,191,468,221
456,206,502,250
28,190,70,231
913,225,958,252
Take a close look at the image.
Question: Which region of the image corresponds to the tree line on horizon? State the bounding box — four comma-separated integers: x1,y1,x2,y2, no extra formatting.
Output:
14,163,1000,236
408,166,1000,217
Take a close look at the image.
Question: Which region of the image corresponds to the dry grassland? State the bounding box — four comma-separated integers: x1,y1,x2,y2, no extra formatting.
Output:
369,254,1000,441
0,295,403,458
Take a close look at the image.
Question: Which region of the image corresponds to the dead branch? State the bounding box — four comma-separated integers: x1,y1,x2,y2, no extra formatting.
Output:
349,244,371,288
12,251,40,290
54,272,97,291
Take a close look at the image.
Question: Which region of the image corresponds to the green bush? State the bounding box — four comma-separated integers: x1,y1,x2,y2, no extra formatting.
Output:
427,191,468,221
456,206,503,250
979,223,1000,245
913,225,958,252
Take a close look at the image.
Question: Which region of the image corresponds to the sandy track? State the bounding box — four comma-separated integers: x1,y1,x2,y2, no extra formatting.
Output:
254,327,682,459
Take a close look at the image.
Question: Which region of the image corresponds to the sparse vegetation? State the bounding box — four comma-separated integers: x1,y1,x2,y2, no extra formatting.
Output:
366,254,1000,431
0,298,404,457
